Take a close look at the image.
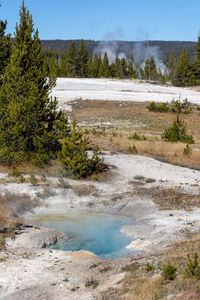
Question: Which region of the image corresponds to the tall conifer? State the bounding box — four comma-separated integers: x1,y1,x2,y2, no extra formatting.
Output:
0,20,11,80
173,49,191,86
0,2,69,164
66,42,76,77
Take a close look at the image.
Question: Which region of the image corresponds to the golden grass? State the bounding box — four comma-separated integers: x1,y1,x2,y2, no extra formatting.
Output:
153,188,200,210
70,99,200,168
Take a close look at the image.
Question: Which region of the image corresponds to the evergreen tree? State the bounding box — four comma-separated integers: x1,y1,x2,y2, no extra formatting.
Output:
49,56,60,79
120,58,128,78
0,20,11,80
74,40,89,77
173,49,192,86
110,62,116,78
166,52,177,82
102,51,110,77
127,60,136,79
90,53,100,77
144,57,158,80
114,54,121,78
66,42,76,77
193,35,200,84
0,2,69,165
58,120,101,178
87,57,93,77
161,115,194,144
60,56,66,77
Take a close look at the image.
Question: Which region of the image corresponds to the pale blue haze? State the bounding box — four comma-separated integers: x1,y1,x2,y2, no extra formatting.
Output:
1,0,200,41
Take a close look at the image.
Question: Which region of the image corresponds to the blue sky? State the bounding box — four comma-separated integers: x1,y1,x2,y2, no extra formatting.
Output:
1,0,200,41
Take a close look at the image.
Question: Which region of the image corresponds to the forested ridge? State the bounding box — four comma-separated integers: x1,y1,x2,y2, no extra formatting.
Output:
40,39,196,62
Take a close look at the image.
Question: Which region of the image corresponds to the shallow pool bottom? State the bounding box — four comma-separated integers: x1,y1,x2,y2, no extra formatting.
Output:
34,212,135,259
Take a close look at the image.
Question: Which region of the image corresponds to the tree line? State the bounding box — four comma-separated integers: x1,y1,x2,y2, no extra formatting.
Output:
1,6,200,88
43,38,200,87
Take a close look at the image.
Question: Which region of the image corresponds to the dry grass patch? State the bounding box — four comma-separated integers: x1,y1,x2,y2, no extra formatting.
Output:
71,100,200,167
153,188,200,210
72,184,99,196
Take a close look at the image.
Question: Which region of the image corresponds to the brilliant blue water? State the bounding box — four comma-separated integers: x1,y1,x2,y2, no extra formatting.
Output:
34,212,135,259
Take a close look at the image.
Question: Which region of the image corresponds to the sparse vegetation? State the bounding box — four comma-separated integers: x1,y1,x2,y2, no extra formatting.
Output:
161,263,177,280
123,263,140,273
161,115,194,143
170,98,192,114
128,132,146,141
185,253,200,279
147,98,192,114
85,278,99,289
145,262,155,272
8,166,21,177
128,144,138,153
30,174,37,186
147,101,169,112
183,143,192,155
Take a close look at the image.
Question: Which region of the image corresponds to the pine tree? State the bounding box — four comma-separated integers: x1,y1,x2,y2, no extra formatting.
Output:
120,58,128,78
90,54,100,77
0,20,11,80
144,57,158,80
0,2,69,165
114,54,121,78
127,60,136,79
60,56,66,77
58,120,101,178
110,62,116,78
74,40,89,77
193,35,200,84
66,42,76,77
166,52,177,82
173,49,191,86
102,51,110,77
49,56,60,78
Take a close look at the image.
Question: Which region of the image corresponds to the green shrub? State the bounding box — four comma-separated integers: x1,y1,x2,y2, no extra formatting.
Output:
30,174,37,186
197,106,200,111
183,144,192,155
58,177,71,189
161,263,176,280
161,115,194,144
41,174,46,182
85,278,99,289
145,262,155,272
8,166,21,177
185,253,200,279
147,101,169,112
58,120,101,179
19,175,25,183
123,263,140,273
112,131,118,137
128,132,146,141
170,98,192,114
128,145,138,153
147,99,192,114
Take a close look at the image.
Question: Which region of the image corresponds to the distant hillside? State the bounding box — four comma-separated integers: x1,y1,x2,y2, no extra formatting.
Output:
41,40,196,62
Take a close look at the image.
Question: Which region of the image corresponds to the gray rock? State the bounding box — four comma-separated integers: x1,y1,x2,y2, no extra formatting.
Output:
5,226,68,249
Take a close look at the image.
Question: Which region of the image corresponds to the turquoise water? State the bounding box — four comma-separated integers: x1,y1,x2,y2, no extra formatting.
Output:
34,212,135,258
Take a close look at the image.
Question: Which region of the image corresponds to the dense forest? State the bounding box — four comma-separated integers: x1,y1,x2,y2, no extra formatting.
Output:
1,22,200,87
42,37,200,86
41,39,196,62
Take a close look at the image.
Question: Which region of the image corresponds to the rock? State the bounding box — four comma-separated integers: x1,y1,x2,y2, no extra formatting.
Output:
126,239,153,251
5,226,68,249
